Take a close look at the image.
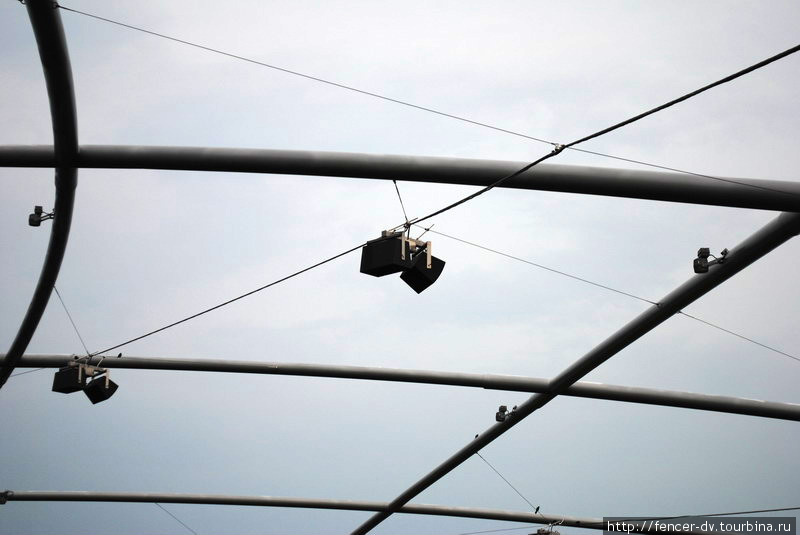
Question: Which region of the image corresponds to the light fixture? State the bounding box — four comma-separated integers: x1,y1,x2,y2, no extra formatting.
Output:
360,230,445,293
693,247,728,274
28,205,54,227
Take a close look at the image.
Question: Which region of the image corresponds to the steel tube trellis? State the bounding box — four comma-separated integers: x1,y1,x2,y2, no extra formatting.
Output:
0,0,78,388
0,490,708,535
351,211,800,535
4,1,799,533
13,354,800,422
1,144,800,212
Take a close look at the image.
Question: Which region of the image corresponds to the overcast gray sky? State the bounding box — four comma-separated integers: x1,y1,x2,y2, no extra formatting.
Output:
1,1,799,534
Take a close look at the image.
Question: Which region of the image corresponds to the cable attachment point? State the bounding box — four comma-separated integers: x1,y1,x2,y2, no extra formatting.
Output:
693,247,729,274
0,490,11,504
401,217,419,236
28,205,54,227
551,143,566,155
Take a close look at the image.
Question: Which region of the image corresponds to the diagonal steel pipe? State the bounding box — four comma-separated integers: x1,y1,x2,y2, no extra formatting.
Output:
0,0,78,388
13,354,800,422
0,490,709,534
1,145,800,211
351,211,800,535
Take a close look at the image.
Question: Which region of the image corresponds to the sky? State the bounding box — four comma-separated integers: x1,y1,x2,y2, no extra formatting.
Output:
1,1,799,534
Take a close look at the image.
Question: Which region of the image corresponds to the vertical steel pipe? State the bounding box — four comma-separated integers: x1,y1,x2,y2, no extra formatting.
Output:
0,0,78,387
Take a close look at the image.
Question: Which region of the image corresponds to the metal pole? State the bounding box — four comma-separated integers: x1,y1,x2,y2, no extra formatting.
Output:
351,211,800,535
0,0,78,388
1,145,799,211
13,354,800,422
0,490,708,534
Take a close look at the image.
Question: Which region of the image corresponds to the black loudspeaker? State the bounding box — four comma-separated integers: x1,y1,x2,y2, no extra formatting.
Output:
360,236,411,277
52,366,85,393
400,252,445,293
83,376,119,404
693,257,709,273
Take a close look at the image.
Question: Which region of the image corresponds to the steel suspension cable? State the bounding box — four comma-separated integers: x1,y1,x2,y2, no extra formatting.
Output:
89,242,364,357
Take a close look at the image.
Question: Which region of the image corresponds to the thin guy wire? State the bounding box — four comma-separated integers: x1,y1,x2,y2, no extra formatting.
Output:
89,242,364,357
475,452,538,512
416,224,434,240
54,4,800,201
9,286,94,378
154,502,198,535
422,226,800,364
393,180,410,224
53,285,91,357
416,226,656,305
569,146,800,198
8,367,46,378
53,4,548,148
677,311,800,364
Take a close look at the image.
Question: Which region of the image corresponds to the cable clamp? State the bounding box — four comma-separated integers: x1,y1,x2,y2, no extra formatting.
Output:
552,143,566,154
0,490,12,504
66,359,108,380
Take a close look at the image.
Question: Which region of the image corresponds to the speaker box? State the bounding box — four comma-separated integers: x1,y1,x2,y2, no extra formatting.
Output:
83,377,119,404
52,366,85,393
400,253,445,293
360,237,411,277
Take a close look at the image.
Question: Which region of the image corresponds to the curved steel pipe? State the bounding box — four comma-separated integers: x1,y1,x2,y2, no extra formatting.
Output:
0,0,79,388
1,144,799,211
13,354,800,422
0,490,706,534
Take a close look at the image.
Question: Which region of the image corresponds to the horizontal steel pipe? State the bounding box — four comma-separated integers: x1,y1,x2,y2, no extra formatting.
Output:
0,490,705,534
13,355,800,422
1,145,799,211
